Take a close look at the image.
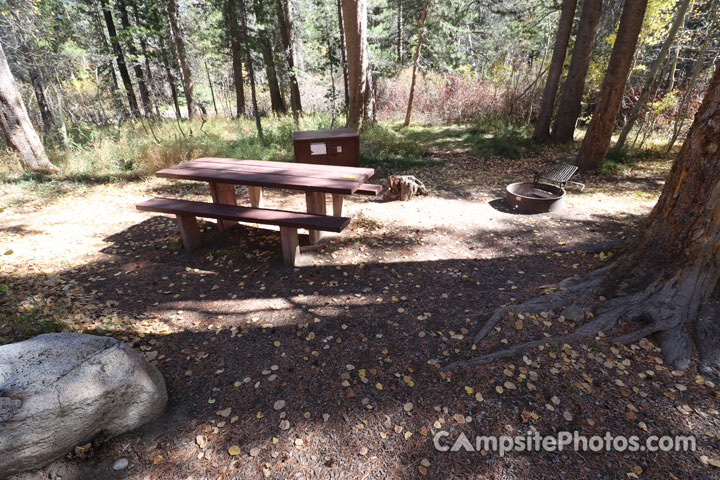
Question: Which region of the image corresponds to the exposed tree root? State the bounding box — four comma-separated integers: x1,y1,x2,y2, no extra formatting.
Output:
449,269,702,371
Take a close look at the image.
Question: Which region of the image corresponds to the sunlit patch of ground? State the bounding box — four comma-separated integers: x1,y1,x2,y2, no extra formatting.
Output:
5,146,717,480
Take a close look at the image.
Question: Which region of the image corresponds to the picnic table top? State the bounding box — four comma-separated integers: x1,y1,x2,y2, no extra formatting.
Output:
155,157,375,195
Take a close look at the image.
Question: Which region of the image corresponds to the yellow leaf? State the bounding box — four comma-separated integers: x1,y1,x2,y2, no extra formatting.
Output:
228,445,241,456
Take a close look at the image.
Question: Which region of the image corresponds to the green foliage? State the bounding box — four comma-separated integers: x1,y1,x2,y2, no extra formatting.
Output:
464,120,536,159
360,123,431,171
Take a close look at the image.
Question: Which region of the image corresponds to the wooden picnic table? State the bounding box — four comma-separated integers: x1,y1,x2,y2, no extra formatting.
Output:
155,157,376,243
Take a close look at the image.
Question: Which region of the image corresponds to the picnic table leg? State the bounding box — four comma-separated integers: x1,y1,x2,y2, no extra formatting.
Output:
331,194,344,217
209,182,238,231
280,226,300,267
305,191,327,244
249,186,264,208
176,214,202,251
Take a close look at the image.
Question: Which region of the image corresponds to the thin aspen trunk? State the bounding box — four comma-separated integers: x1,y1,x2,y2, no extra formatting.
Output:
101,0,140,118
403,0,431,127
226,0,246,117
533,0,577,143
240,0,263,141
337,0,349,110
614,0,692,151
205,61,218,116
397,0,403,63
166,0,198,119
118,0,152,117
160,41,182,120
666,0,718,152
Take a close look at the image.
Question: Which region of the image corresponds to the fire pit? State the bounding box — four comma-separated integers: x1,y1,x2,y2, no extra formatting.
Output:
505,182,565,213
504,162,584,213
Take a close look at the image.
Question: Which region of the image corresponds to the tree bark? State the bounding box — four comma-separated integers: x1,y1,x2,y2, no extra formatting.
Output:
337,0,349,110
166,0,198,119
240,0,263,141
576,0,649,170
454,62,720,373
253,0,287,115
342,0,369,131
403,0,431,127
226,0,246,118
533,0,577,144
101,0,140,118
613,0,691,151
117,0,153,117
551,0,604,144
275,0,302,120
0,42,56,171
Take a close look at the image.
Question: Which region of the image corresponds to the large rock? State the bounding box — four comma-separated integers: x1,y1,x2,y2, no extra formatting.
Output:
0,333,167,477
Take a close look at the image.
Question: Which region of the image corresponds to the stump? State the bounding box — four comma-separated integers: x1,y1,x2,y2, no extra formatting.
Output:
382,175,428,201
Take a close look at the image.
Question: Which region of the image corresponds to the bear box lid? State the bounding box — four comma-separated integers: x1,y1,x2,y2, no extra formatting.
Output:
293,128,358,142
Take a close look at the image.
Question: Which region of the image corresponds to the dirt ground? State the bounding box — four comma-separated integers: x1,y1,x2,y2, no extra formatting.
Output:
1,151,719,480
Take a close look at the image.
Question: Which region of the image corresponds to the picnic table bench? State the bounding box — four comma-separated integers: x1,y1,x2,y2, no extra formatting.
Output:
136,158,380,266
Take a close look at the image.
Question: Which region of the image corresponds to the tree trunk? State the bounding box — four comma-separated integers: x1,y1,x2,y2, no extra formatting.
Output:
205,61,218,116
160,38,182,120
92,2,121,99
550,0,604,144
240,0,263,141
342,0,369,131
364,70,375,126
665,0,718,153
275,0,301,120
576,0,649,170
166,0,198,119
396,0,403,64
613,0,691,152
253,0,287,115
131,0,159,117
533,0,577,144
117,0,153,117
28,64,55,134
666,40,681,91
0,42,56,171
403,0,431,127
101,0,140,118
337,0,349,110
454,61,720,374
226,0,246,118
